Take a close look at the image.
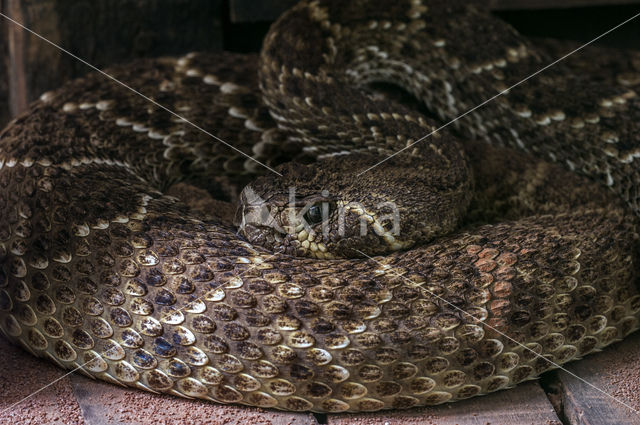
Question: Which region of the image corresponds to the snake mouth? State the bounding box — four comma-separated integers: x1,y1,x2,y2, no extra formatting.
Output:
234,184,337,258
236,212,336,259
234,194,286,251
235,185,414,258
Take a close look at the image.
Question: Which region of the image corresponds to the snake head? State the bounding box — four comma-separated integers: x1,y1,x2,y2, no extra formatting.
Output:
235,150,472,259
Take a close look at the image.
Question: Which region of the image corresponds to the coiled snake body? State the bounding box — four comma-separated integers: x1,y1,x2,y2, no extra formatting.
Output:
1,0,640,413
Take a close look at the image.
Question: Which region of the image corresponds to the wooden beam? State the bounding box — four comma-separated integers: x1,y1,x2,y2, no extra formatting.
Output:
230,0,296,23
6,0,27,118
0,0,11,127
550,332,640,424
229,0,640,22
494,0,640,10
2,0,224,121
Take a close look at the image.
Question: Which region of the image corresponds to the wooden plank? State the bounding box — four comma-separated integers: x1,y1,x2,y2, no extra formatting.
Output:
0,336,84,424
494,0,640,10
2,0,223,118
551,332,640,424
498,3,640,50
70,374,319,425
328,381,562,425
5,0,28,118
229,0,640,22
230,0,296,22
0,1,10,128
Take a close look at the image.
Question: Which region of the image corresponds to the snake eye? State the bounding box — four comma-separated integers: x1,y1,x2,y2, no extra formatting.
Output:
304,202,333,225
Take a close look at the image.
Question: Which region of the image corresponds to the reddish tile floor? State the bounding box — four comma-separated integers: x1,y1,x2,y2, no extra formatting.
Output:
3,333,640,424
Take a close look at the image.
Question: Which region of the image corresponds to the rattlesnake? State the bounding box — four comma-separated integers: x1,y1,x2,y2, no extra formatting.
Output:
1,0,640,413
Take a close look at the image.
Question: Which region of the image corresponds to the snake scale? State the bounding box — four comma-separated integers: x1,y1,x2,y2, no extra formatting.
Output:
1,0,640,413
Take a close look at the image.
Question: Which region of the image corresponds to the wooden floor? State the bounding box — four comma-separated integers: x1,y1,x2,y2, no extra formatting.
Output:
2,333,640,425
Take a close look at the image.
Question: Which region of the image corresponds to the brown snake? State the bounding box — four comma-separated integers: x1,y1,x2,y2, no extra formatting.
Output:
1,0,640,413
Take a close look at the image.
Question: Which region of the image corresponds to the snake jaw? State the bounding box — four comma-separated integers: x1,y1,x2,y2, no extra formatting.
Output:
237,188,420,258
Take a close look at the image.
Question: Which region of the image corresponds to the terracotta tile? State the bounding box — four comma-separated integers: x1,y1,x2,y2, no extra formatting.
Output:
0,336,84,425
